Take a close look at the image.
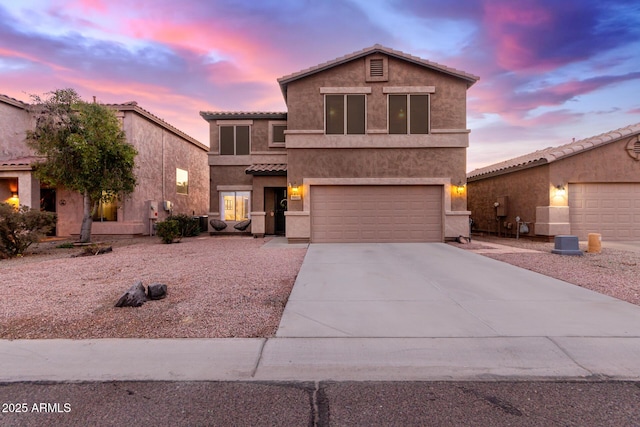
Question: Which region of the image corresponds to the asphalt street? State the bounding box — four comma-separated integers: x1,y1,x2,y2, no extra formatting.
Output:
2,380,640,426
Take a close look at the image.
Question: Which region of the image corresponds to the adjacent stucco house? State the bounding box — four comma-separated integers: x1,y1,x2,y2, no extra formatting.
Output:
202,45,479,243
467,123,640,241
0,94,209,238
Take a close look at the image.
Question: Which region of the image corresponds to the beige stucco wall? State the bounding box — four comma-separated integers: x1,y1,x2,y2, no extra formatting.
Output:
467,165,550,237
0,100,39,208
204,51,474,241
280,53,472,241
286,147,467,213
549,136,640,186
467,134,640,238
285,56,469,132
57,110,209,237
207,117,287,234
0,101,32,161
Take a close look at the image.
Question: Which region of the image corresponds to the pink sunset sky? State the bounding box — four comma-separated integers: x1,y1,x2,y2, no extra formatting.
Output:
1,0,639,172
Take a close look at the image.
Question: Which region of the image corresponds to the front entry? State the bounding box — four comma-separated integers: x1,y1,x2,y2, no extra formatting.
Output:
40,188,57,236
265,187,287,235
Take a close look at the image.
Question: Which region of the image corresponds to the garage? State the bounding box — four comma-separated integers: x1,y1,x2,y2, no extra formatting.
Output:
569,183,640,241
310,185,443,243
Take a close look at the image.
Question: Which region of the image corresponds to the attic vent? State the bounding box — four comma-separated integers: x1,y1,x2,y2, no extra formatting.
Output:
369,59,384,77
366,56,388,82
626,137,640,160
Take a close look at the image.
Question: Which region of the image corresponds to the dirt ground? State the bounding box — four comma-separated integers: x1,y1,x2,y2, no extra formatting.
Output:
0,235,307,339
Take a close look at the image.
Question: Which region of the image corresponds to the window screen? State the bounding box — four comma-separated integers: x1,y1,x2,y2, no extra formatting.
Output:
347,95,365,135
273,125,286,143
389,95,407,134
220,126,235,155
410,95,429,134
326,95,344,134
236,126,250,155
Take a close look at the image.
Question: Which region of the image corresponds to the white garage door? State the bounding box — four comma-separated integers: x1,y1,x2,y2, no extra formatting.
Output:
311,185,442,243
569,183,640,241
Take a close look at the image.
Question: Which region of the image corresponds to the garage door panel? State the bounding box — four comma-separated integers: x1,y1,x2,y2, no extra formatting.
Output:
311,185,442,243
570,183,640,241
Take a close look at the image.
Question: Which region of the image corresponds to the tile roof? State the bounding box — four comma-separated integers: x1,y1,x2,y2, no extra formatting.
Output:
277,44,480,101
0,156,39,168
467,122,640,180
0,94,29,109
107,102,208,151
200,111,287,121
245,163,287,175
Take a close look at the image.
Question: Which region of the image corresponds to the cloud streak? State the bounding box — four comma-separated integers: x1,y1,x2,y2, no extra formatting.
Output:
0,0,639,170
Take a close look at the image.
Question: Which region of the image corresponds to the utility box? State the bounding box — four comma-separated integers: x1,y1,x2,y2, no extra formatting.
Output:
552,235,583,256
163,200,173,211
496,196,509,217
148,201,158,219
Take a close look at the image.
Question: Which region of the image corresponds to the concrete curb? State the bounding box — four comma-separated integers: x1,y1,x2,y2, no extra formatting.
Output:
2,337,639,383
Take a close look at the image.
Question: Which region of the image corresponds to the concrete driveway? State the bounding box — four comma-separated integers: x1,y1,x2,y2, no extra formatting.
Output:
601,240,640,253
277,243,640,338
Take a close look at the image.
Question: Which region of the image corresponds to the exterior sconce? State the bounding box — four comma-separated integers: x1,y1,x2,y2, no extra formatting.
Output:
555,185,566,197
10,191,18,199
289,182,301,200
456,183,465,194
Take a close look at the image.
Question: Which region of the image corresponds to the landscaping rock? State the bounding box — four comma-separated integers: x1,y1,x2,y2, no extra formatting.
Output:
147,283,168,300
115,281,147,307
72,245,113,257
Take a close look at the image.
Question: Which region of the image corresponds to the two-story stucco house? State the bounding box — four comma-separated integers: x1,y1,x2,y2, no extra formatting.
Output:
202,45,479,243
0,94,209,238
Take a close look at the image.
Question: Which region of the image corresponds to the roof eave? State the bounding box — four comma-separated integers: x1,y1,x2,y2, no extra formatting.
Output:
277,45,480,101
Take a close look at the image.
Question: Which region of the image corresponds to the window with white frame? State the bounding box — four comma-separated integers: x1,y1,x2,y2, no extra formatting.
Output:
325,94,366,135
388,94,429,134
220,125,250,155
221,191,250,221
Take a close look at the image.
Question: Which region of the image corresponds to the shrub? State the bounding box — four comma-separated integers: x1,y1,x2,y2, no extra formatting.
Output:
0,203,57,257
167,214,201,237
156,219,181,244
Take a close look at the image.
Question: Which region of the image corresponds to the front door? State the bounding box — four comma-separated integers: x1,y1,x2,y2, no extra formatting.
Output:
265,187,287,235
274,187,286,235
40,188,57,236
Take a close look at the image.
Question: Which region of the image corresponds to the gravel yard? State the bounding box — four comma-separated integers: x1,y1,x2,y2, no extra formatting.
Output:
449,236,640,306
0,236,307,339
1,235,639,340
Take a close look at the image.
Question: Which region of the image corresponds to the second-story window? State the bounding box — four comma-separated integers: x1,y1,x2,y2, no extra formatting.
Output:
220,125,250,155
325,94,365,135
269,122,287,147
388,94,429,134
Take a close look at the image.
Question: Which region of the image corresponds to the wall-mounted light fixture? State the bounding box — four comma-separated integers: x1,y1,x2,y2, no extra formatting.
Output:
10,191,18,199
456,182,466,195
289,182,301,200
555,185,566,197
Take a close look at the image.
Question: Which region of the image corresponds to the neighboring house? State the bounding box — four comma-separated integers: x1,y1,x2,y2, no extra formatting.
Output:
0,94,209,237
467,123,640,241
202,45,480,243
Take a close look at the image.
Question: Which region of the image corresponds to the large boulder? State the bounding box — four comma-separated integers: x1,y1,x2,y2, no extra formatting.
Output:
115,281,147,307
